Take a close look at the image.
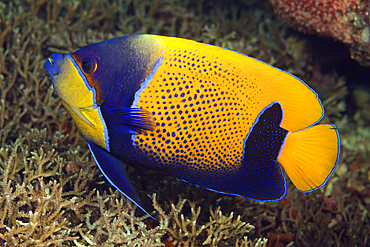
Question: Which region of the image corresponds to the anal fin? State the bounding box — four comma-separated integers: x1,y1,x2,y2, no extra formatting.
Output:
87,140,156,220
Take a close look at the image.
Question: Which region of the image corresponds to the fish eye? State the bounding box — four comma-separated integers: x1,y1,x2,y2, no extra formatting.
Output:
81,57,97,74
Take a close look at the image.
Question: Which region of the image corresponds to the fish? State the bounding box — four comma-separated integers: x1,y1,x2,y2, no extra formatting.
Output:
45,34,340,219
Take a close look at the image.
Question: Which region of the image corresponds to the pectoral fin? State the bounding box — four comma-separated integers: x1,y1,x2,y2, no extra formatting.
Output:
101,105,156,134
87,140,155,220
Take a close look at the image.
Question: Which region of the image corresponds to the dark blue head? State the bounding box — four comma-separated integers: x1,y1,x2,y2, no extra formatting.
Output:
70,34,163,108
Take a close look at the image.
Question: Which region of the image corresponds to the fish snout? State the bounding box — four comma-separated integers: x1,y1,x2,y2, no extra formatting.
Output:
45,54,64,76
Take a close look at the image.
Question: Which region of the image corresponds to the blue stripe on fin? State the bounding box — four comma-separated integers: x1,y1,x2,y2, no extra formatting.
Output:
101,105,156,134
87,140,156,220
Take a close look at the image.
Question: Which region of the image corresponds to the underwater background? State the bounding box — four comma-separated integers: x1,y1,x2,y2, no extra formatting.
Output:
0,0,369,246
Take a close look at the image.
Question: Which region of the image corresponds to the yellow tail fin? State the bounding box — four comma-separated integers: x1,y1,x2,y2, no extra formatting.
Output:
278,124,340,192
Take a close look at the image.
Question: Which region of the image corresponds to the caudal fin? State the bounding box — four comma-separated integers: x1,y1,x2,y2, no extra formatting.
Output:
278,124,340,192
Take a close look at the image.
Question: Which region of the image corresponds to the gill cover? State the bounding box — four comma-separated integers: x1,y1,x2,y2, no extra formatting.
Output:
47,54,95,126
45,54,108,150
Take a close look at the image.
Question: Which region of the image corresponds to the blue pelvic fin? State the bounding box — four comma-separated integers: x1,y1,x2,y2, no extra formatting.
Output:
101,105,156,134
87,140,156,220
241,102,288,201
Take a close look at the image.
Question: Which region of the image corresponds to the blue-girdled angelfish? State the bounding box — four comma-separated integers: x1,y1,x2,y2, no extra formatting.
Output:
45,34,340,219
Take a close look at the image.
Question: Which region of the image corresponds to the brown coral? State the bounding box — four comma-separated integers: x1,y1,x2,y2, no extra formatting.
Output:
269,0,370,66
0,130,266,246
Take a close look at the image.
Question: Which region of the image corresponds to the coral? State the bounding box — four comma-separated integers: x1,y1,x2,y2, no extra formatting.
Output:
0,131,266,246
0,3,82,147
0,128,104,246
73,190,165,246
276,183,370,246
0,144,78,246
74,191,266,246
0,0,369,246
159,194,257,247
269,0,360,44
269,0,370,66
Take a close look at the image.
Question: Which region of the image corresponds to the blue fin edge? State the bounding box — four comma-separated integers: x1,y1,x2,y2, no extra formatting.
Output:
87,140,156,220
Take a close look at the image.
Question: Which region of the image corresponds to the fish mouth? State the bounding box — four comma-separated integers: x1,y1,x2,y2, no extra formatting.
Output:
45,54,64,76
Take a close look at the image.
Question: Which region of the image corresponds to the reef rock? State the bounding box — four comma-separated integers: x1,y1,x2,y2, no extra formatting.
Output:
269,0,370,66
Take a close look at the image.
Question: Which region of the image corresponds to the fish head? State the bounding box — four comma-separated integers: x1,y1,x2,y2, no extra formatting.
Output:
45,50,113,149
44,35,161,148
45,37,126,125
46,35,164,120
68,35,164,109
45,53,100,127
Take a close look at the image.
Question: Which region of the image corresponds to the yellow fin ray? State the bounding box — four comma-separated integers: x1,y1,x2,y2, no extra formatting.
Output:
278,124,340,192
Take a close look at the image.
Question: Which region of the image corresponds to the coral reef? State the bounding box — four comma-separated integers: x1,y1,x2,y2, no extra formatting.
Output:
0,130,266,246
269,0,370,66
269,0,360,44
0,0,369,246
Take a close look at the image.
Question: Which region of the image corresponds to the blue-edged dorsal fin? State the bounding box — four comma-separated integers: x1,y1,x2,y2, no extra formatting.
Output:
241,102,288,201
101,105,156,134
87,140,156,220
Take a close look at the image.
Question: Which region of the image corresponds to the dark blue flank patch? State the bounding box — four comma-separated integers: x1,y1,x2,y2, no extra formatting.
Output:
241,102,288,201
166,102,288,202
87,140,155,220
101,105,156,134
